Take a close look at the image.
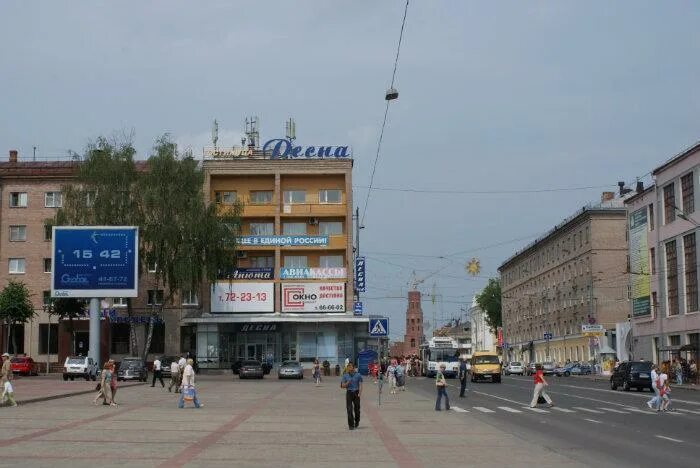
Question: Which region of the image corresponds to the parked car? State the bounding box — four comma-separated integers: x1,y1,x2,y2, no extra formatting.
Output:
610,361,653,391
278,361,304,379
117,357,148,382
555,363,577,377
569,364,593,375
504,361,524,376
239,360,264,379
158,356,178,378
11,356,39,376
63,356,98,381
525,362,539,376
542,362,556,375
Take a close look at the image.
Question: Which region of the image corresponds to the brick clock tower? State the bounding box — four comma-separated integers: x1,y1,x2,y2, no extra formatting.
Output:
403,290,424,356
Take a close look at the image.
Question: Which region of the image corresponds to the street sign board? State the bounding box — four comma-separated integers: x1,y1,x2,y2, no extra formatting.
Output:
353,301,363,316
355,256,366,292
369,318,388,337
543,332,552,340
582,324,605,336
52,226,139,298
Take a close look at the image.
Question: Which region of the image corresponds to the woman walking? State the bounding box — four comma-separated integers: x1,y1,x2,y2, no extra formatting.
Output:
386,360,398,394
94,362,109,405
313,359,321,386
178,358,202,408
529,364,553,408
109,362,118,406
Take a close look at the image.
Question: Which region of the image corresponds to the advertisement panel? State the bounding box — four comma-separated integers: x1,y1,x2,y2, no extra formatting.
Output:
355,256,366,292
280,267,346,280
226,268,274,280
211,282,274,313
281,283,345,312
238,236,328,247
629,207,651,316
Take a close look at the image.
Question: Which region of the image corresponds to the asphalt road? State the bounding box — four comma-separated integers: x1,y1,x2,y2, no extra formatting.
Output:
406,373,700,468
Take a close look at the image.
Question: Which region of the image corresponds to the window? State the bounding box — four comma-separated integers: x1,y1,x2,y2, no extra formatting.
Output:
45,192,63,208
249,191,273,204
9,192,28,208
319,189,342,204
319,255,343,268
668,335,681,346
9,225,26,241
652,291,658,315
214,191,236,204
147,289,164,306
180,325,197,354
684,233,698,312
681,172,695,214
43,258,52,273
650,248,656,274
410,338,416,348
43,290,51,305
283,222,307,235
648,203,654,231
113,297,127,307
44,224,52,241
666,240,679,316
147,260,157,273
319,221,342,236
250,256,274,268
664,183,676,224
39,324,59,354
9,258,25,274
249,222,274,236
111,323,130,354
284,256,307,268
283,190,306,204
182,290,199,306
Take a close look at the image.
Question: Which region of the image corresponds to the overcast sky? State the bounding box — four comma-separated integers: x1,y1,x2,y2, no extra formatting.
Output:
2,1,699,339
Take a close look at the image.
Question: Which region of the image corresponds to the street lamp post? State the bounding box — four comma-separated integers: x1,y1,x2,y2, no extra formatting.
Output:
42,302,54,375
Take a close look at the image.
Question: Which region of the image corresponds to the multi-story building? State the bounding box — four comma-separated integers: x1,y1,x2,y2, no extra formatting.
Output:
499,194,628,365
625,142,700,368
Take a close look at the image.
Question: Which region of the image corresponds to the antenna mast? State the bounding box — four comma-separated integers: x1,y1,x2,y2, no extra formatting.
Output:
244,116,260,149
211,119,219,150
285,118,296,141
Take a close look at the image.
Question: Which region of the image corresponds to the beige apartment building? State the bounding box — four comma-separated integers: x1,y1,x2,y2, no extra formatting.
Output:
499,194,629,366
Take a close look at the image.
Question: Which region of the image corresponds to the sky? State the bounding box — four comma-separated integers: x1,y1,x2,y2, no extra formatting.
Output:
2,1,700,340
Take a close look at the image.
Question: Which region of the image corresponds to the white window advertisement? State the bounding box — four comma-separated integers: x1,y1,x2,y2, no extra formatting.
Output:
281,283,345,313
211,282,274,313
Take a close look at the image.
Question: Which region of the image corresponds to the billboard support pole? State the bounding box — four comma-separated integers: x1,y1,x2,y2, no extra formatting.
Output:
89,298,100,367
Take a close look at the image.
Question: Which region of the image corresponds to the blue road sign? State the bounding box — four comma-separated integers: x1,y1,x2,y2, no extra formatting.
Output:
543,332,552,340
52,226,139,298
369,318,389,337
353,302,363,316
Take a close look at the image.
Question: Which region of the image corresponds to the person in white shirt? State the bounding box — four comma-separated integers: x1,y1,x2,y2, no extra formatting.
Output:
655,371,668,412
647,365,660,410
178,358,202,408
151,358,164,388
168,359,181,393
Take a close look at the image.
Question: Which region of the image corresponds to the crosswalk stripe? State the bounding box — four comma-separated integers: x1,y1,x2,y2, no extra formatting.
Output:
551,407,575,413
523,406,549,413
623,407,654,414
451,406,468,413
473,406,495,413
676,408,700,415
497,406,522,413
573,407,604,414
598,407,629,414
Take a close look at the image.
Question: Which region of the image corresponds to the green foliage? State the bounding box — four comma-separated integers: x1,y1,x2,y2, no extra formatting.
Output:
49,298,87,331
475,278,502,332
0,280,36,325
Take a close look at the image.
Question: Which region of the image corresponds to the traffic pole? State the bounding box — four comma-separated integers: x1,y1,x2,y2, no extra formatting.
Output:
88,298,100,367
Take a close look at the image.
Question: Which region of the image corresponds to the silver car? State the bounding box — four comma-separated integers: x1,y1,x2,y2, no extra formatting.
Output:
278,361,304,379
505,361,524,375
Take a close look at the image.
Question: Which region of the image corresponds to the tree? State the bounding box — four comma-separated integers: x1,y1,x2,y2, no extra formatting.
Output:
138,135,241,359
475,278,502,332
49,298,87,355
0,280,36,353
53,135,143,355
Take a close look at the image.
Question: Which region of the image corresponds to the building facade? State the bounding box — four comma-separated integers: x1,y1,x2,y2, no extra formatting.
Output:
499,195,629,366
625,142,700,368
469,296,496,353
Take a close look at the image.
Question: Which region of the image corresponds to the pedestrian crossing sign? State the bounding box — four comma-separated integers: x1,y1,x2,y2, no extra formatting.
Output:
369,318,389,337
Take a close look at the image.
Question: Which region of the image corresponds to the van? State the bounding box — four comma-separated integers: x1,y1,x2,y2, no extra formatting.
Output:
470,351,502,383
63,356,98,381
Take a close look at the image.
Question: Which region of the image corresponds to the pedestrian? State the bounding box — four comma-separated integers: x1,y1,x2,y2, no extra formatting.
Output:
152,357,165,388
93,361,109,405
458,356,469,398
529,363,553,408
396,361,406,391
340,362,362,430
99,362,116,406
169,359,181,393
178,355,186,389
647,365,660,410
386,359,398,394
108,361,118,406
674,360,683,385
1,353,17,407
660,378,672,411
435,364,450,411
654,368,669,412
313,359,321,386
178,358,202,408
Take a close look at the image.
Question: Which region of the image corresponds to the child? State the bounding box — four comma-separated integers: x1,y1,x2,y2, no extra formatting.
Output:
1,380,17,407
660,380,672,411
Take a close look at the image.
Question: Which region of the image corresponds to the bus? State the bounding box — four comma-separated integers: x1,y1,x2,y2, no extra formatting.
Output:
420,337,460,378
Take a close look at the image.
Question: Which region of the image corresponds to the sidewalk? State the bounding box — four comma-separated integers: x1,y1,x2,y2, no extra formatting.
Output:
3,374,145,405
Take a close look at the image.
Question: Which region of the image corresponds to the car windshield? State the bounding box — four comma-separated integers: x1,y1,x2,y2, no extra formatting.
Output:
282,361,299,367
119,360,142,369
630,362,652,372
67,358,84,365
432,349,458,362
243,360,260,366
474,356,500,364
510,362,521,366
11,358,26,363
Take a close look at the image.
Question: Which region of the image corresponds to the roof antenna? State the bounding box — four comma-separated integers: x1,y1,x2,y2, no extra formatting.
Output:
211,119,219,150
245,116,259,149
285,118,296,141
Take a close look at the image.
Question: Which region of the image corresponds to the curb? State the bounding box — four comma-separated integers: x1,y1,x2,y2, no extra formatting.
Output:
13,382,146,406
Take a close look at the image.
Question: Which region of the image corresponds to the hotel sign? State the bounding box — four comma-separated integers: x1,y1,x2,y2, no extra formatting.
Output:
263,138,351,159
280,267,346,280
239,236,328,247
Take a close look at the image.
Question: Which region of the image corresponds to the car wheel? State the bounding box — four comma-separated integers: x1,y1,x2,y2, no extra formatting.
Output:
623,380,630,391
564,371,570,377
610,379,617,390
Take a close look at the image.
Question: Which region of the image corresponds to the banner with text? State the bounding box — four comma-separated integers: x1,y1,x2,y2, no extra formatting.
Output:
280,267,346,280
629,207,651,316
239,236,328,247
211,282,274,313
281,282,345,313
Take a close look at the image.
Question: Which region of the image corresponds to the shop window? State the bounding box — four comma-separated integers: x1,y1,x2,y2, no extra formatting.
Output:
249,191,273,204
319,221,342,235
196,324,218,368
110,324,130,354
9,192,27,208
39,324,59,354
250,222,274,236
283,222,306,235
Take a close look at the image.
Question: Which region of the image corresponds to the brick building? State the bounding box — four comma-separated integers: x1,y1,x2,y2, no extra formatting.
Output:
389,290,425,357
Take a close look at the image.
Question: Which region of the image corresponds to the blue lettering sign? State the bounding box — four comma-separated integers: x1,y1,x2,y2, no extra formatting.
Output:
355,256,366,292
262,138,351,159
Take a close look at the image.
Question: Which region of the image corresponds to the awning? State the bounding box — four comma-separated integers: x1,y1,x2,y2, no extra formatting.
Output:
181,314,370,324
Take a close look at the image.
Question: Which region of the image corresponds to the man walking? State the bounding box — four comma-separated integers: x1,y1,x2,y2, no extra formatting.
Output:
169,358,181,393
1,353,17,407
458,356,469,398
340,363,363,430
151,357,164,388
435,364,450,410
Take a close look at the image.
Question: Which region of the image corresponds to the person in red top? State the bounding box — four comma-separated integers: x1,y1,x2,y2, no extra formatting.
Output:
529,364,553,408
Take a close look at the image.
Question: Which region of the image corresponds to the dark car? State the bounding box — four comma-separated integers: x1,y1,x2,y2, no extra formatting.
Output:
610,361,653,392
117,358,149,382
239,360,264,379
570,363,593,375
159,356,178,378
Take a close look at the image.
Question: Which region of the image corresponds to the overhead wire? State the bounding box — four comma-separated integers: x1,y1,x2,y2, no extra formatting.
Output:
354,184,615,195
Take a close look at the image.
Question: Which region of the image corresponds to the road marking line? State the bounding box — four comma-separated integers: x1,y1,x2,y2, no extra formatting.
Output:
470,391,529,407
655,435,683,443
523,407,549,413
497,406,522,413
598,407,629,414
662,410,684,416
551,407,575,413
676,408,700,415
573,407,604,414
584,418,602,424
473,406,495,413
622,407,654,414
451,406,469,413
